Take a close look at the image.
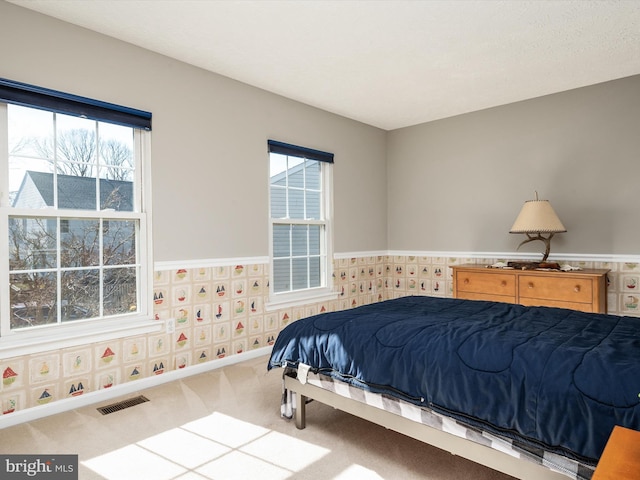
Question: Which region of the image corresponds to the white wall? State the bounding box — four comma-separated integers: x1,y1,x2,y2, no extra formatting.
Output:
2,1,639,262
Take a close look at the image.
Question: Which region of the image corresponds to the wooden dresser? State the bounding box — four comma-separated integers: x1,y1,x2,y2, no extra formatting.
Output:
592,426,640,479
452,264,609,313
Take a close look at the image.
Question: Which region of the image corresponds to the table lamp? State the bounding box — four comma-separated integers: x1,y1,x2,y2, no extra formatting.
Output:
509,191,566,266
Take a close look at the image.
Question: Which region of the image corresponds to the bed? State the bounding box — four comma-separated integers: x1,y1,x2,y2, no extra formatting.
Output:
267,295,640,480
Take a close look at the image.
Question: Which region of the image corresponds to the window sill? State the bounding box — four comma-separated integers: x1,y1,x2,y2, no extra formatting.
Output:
0,316,163,358
265,288,339,312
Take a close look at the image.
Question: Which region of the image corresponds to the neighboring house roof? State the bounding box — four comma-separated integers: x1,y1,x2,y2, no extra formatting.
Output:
270,161,307,186
13,171,133,211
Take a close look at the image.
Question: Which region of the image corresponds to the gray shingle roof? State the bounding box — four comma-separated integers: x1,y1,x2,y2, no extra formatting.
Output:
24,171,133,211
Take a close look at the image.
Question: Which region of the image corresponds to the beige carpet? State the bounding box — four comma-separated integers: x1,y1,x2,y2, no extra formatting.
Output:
0,354,515,480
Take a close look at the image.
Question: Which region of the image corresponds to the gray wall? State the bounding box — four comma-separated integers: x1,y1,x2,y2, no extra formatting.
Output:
0,1,388,262
387,75,640,256
3,2,638,261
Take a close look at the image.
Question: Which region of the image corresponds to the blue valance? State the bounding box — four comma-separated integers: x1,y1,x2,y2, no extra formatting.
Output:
268,139,334,163
0,78,152,130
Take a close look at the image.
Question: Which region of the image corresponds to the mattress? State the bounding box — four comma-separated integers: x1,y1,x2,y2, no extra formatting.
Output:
267,295,640,463
280,368,596,480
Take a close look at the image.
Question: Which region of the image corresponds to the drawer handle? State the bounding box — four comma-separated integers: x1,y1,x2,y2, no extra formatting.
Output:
463,278,469,285
528,282,534,289
574,285,581,293
501,280,507,287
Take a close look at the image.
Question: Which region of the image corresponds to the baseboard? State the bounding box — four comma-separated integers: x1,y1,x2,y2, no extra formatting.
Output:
0,346,273,430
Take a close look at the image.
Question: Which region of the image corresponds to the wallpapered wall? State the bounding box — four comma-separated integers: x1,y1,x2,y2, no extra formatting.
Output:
1,254,639,416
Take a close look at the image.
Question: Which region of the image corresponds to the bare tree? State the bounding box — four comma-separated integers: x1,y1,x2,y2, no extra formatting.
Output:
8,218,57,328
101,138,133,180
9,214,137,327
18,128,132,179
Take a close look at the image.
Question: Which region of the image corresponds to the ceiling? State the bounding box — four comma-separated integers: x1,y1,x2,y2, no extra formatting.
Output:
8,0,640,130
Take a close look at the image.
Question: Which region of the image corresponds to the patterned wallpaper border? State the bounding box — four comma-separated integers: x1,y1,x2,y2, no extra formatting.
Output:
2,252,639,425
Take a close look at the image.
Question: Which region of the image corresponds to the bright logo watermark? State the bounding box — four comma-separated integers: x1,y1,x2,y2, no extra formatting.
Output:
1,455,77,479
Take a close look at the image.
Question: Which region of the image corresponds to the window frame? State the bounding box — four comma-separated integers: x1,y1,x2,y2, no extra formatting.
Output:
266,141,336,310
0,101,158,357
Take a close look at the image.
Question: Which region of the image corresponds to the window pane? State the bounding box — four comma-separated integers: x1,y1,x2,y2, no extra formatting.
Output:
8,105,54,159
270,186,286,218
10,160,55,209
292,225,308,256
61,270,99,322
58,173,97,210
289,189,304,219
306,191,321,220
99,122,134,175
8,216,57,270
97,123,135,211
55,114,96,177
103,220,137,266
60,218,100,268
104,267,137,315
309,226,321,255
292,258,308,290
305,160,321,190
269,153,288,183
287,157,304,188
273,258,290,293
309,256,321,288
9,272,57,329
8,106,55,203
273,225,290,257
100,178,134,211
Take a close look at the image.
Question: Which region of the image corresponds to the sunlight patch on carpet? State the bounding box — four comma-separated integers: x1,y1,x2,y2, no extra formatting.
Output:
82,411,330,479
333,464,385,479
83,444,187,480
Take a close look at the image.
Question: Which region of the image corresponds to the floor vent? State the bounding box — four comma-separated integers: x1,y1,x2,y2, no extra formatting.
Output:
97,395,149,415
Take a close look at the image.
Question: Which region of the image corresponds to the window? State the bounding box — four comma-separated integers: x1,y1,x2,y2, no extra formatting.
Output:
268,140,335,307
0,79,153,347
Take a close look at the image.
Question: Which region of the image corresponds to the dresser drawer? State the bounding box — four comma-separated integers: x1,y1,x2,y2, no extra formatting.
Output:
519,297,595,313
518,275,593,304
455,271,516,298
457,291,516,304
451,265,608,313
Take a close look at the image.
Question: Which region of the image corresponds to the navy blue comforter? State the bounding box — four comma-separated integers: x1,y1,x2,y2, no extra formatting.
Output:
267,296,640,462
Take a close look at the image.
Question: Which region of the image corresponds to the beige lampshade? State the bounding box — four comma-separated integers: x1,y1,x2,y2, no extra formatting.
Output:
509,199,566,234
